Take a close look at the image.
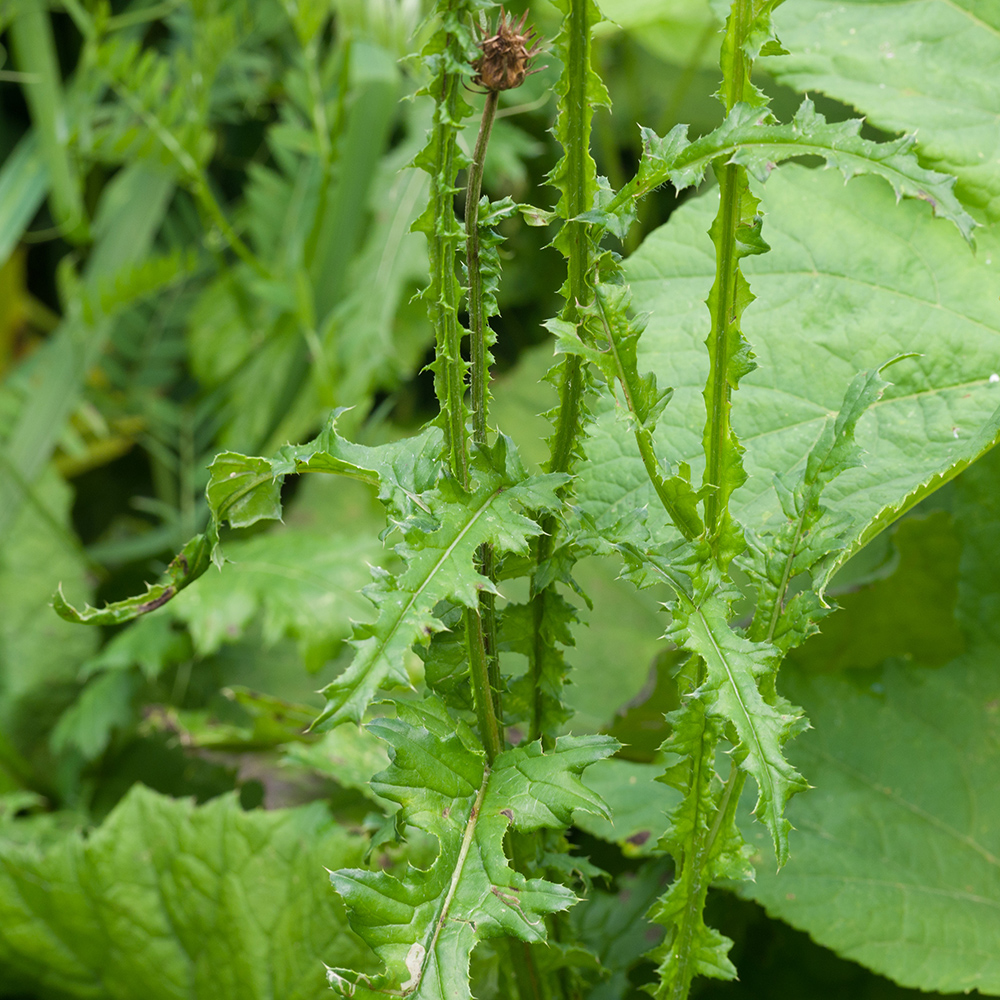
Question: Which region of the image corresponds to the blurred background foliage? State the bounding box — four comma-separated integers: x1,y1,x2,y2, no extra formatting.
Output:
0,1,985,998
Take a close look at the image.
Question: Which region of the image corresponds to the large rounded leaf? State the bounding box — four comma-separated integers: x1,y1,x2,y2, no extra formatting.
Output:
578,164,1000,564
762,0,1000,221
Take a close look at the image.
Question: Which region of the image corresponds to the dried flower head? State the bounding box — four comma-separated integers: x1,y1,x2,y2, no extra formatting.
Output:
472,7,542,92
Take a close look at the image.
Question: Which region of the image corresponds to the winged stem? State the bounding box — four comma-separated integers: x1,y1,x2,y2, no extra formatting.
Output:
530,0,603,742
465,87,504,732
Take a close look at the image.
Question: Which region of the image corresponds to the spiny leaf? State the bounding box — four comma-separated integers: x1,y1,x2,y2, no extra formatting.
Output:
501,592,577,735
647,678,753,997
669,592,808,865
52,530,214,625
327,715,617,1000
701,156,764,566
744,359,912,651
205,412,443,540
553,282,706,540
313,441,569,730
589,100,976,242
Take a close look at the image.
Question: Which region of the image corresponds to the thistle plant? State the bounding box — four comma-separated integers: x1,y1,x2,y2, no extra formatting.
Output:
51,0,1000,997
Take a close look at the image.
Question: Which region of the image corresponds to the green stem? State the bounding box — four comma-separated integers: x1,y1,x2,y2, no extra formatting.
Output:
529,0,599,742
466,606,503,763
702,161,741,539
701,0,754,555
465,87,504,731
429,42,471,489
466,88,499,446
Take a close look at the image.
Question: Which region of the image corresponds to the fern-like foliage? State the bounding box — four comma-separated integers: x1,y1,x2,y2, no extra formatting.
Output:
327,700,616,999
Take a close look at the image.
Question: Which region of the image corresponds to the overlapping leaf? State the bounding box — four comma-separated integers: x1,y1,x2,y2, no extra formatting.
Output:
315,440,568,729
762,0,1000,221
743,363,903,651
588,99,975,241
0,786,370,1000
327,710,616,1000
579,166,1000,569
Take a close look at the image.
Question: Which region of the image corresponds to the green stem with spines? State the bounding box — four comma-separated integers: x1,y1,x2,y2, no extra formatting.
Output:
415,2,476,490
531,0,604,742
465,85,504,733
653,2,776,997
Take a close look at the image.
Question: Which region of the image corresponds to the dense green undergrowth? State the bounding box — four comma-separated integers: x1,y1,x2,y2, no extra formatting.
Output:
1,0,999,998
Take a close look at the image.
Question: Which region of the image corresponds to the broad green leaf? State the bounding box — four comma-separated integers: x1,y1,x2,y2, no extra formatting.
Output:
169,529,380,671
0,468,96,779
572,859,672,1000
327,717,616,1000
0,786,370,1000
561,554,673,733
763,0,1000,221
574,758,680,856
739,651,1000,995
739,452,1000,994
743,361,907,650
791,510,964,672
580,165,1000,569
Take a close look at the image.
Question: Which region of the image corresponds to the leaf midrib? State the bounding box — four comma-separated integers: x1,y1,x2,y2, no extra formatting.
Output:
414,768,491,994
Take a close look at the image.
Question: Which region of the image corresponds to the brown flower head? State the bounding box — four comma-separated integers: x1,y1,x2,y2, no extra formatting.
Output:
472,7,542,92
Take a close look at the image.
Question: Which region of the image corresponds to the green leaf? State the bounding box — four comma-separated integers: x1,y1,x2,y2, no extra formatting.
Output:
743,361,907,651
53,530,214,625
734,447,1000,994
0,163,174,545
314,443,569,729
580,165,1000,568
572,857,672,996
763,0,1000,221
205,413,442,540
327,717,617,999
592,0,722,68
595,99,976,242
0,133,47,266
574,758,680,856
670,593,807,865
0,786,371,1000
555,283,705,539
169,528,381,671
790,511,965,672
0,468,97,779
739,651,1000,995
